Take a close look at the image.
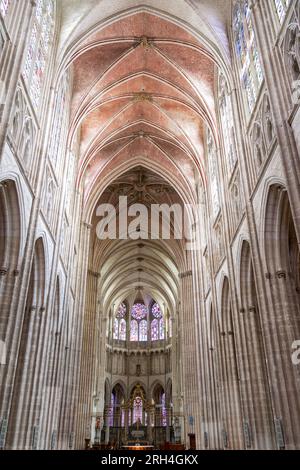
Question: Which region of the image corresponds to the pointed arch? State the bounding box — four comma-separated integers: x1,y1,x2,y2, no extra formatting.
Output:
238,239,275,448
6,236,47,449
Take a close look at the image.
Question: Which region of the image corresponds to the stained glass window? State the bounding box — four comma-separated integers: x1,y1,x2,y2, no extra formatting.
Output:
139,319,148,341
274,0,290,23
113,318,119,340
159,318,165,340
151,319,159,341
117,302,126,318
219,74,237,174
130,303,148,341
169,317,172,338
48,71,69,167
130,319,138,341
131,303,147,320
133,397,143,424
233,0,263,113
0,0,10,17
113,302,127,340
119,318,126,341
22,0,54,110
207,129,220,218
23,25,37,81
109,393,115,427
152,303,162,318
36,0,43,21
162,393,167,427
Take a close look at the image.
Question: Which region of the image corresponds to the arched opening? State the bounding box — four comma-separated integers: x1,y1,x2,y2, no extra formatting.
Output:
0,180,21,342
110,384,125,428
6,237,46,449
43,277,63,449
152,383,166,427
262,184,300,444
207,305,222,449
219,277,243,449
239,241,274,449
264,185,300,336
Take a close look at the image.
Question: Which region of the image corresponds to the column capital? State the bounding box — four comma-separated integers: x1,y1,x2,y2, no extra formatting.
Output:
179,270,192,279
249,0,260,9
88,269,100,278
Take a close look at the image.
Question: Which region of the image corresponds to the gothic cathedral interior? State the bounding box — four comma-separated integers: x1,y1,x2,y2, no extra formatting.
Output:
0,0,300,451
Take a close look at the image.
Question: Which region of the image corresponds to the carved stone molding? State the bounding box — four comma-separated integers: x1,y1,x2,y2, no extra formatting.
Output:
88,270,100,278
179,270,192,279
248,306,256,313
133,92,153,103
140,36,153,49
276,270,287,280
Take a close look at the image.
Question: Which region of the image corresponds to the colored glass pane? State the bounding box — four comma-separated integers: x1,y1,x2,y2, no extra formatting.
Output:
131,303,147,320
151,319,159,341
130,319,138,341
119,318,126,341
152,303,162,319
139,319,148,341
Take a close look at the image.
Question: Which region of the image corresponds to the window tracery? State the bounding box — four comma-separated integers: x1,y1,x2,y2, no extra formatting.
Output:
132,396,143,424
22,0,55,110
233,0,263,113
219,74,238,175
151,303,164,341
0,0,10,17
130,319,138,341
229,171,244,235
250,93,275,174
131,303,147,320
283,7,300,104
113,301,167,343
207,129,220,219
113,303,127,340
274,0,290,23
48,72,70,169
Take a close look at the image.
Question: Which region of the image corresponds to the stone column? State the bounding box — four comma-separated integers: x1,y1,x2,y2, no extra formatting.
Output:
76,268,99,447
179,269,201,448
68,219,92,449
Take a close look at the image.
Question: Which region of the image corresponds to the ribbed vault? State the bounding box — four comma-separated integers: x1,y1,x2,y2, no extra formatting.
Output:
63,5,227,316
90,167,184,314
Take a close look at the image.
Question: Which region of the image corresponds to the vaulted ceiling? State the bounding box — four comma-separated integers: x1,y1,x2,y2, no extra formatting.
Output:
59,1,232,314
89,167,183,312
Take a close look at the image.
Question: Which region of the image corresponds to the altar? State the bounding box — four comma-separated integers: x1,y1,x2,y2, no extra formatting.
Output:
122,444,154,451
122,421,153,449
